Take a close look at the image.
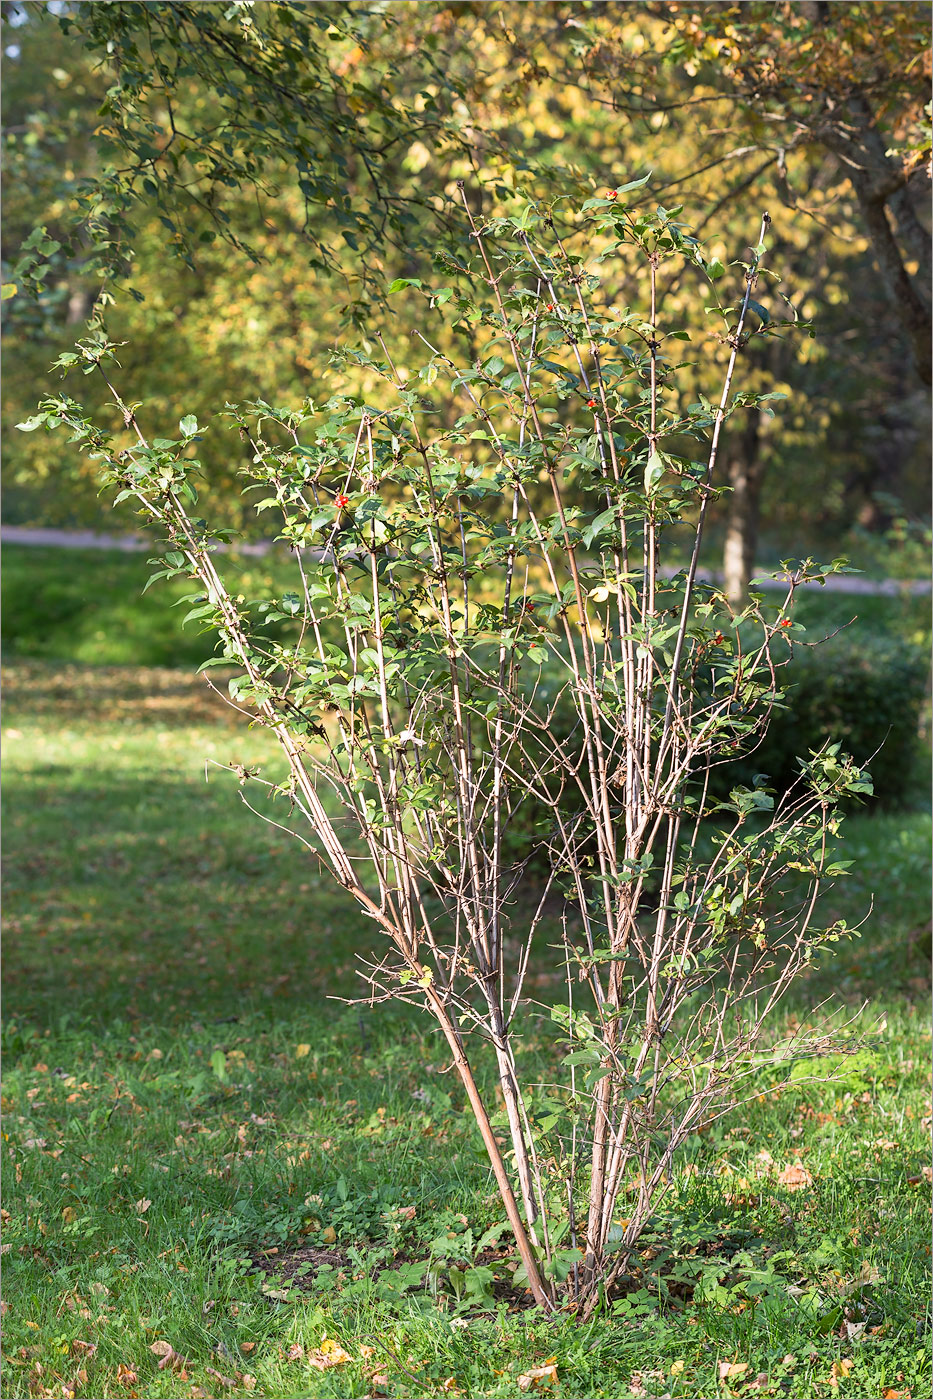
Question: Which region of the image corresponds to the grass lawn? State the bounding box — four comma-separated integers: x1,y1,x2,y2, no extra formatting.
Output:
2,657,930,1400
3,542,930,670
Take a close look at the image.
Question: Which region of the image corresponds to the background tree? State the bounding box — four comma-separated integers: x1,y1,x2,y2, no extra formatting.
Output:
3,0,929,591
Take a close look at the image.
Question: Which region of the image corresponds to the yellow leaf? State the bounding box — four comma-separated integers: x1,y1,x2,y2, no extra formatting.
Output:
670,1360,684,1375
295,1044,311,1059
718,1360,749,1380
830,1359,854,1385
321,1224,337,1244
517,1361,558,1391
308,1337,353,1370
62,1206,77,1224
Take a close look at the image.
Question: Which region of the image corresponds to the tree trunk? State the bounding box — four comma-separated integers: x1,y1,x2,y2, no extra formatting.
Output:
722,413,762,610
817,91,932,386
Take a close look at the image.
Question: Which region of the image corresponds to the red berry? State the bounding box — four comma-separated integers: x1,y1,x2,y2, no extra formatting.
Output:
335,494,350,509
587,398,597,408
608,189,618,199
779,618,792,628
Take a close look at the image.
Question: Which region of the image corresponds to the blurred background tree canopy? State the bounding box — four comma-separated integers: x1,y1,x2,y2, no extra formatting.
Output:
2,0,929,596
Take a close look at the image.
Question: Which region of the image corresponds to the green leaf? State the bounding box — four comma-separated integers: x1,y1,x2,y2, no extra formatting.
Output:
387,277,423,293
1,283,17,301
614,173,652,193
197,656,237,672
562,1049,601,1067
644,447,665,494
210,1050,228,1082
179,414,199,437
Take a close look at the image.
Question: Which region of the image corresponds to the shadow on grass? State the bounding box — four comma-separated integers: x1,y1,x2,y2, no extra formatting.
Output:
2,762,380,1032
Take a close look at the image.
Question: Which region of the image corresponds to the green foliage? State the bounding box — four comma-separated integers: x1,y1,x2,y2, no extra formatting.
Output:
3,1,930,550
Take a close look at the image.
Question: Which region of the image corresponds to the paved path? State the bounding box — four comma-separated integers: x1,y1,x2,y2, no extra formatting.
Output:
2,524,929,594
0,524,272,557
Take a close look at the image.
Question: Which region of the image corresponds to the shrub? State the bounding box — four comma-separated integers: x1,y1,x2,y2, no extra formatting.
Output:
21,191,871,1316
721,631,927,806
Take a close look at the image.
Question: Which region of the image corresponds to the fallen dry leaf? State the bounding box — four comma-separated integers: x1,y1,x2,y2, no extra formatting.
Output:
150,1340,188,1373
881,1390,911,1399
204,1364,236,1387
71,1340,97,1357
240,1341,256,1354
718,1360,750,1380
777,1163,813,1191
134,1198,152,1214
242,1376,256,1392
307,1338,353,1371
670,1360,684,1376
830,1359,854,1386
442,1379,460,1395
286,1343,304,1362
61,1206,77,1225
517,1360,559,1391
115,1361,138,1388
295,1044,311,1059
